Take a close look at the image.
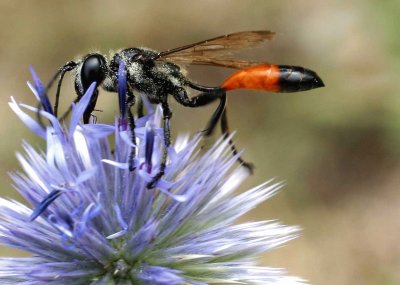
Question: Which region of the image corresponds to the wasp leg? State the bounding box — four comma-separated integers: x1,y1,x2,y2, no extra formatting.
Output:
220,106,254,174
126,89,137,171
185,82,228,135
172,85,224,135
83,89,99,124
42,61,78,122
147,100,172,189
174,83,254,173
35,101,46,129
202,91,227,136
137,95,144,118
59,85,99,124
173,87,221,107
46,61,77,93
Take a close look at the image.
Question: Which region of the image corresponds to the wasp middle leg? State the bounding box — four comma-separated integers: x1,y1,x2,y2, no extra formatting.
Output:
147,99,172,189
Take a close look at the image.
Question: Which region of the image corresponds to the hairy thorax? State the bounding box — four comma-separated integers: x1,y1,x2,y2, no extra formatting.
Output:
102,48,187,104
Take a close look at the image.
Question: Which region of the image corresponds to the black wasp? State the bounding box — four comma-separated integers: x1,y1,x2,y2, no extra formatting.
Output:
44,31,324,188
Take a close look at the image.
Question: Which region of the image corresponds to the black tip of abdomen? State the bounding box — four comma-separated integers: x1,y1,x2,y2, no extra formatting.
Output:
278,65,325,93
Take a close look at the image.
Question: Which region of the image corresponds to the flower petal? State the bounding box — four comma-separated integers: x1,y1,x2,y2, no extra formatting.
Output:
69,82,96,134
30,190,63,221
9,97,46,139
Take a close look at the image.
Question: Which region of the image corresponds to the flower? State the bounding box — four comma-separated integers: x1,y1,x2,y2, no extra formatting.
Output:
0,65,306,284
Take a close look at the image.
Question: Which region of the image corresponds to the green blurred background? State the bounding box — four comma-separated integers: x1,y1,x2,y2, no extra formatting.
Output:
1,0,399,284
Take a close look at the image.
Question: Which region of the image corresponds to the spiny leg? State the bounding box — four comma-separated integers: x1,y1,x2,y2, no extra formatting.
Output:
175,88,227,136
147,100,172,189
202,91,227,136
184,82,226,135
175,82,254,173
220,106,254,174
126,89,137,171
146,86,224,188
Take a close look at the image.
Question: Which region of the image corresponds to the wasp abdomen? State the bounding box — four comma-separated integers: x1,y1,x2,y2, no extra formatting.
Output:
277,65,324,92
221,64,324,93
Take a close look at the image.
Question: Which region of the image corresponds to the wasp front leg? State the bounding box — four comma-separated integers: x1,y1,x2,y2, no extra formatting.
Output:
126,89,137,171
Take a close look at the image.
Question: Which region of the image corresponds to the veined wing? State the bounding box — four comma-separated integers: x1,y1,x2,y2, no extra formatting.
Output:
155,31,275,69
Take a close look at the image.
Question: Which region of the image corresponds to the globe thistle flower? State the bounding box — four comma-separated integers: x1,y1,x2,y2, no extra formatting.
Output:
0,64,306,284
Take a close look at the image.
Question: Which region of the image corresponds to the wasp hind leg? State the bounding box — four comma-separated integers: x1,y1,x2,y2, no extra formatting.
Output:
174,83,254,174
220,106,254,174
203,92,254,174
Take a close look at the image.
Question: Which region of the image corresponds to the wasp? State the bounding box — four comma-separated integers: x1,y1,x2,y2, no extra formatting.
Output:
45,31,324,188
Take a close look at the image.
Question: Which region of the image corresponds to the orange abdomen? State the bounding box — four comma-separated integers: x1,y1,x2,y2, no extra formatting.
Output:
221,64,281,92
221,64,324,93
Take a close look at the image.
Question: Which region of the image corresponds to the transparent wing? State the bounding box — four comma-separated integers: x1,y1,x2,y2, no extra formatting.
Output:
156,31,275,69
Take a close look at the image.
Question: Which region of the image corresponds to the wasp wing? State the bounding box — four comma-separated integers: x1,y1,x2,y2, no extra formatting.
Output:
156,31,275,69
162,57,267,69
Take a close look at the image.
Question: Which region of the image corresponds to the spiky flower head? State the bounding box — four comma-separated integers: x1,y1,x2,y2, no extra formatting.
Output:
0,65,305,284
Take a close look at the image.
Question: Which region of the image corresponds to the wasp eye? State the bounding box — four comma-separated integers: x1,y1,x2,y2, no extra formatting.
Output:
81,54,107,90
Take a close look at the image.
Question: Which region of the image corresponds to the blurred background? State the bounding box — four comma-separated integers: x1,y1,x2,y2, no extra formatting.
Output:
0,0,399,284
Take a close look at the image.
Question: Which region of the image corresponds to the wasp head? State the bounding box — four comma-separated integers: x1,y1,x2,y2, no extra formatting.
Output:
75,53,107,96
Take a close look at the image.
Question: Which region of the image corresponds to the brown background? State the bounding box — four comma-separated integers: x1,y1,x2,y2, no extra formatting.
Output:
0,1,399,284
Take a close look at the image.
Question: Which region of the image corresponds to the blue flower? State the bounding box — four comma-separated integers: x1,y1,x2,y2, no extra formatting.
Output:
0,66,306,284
